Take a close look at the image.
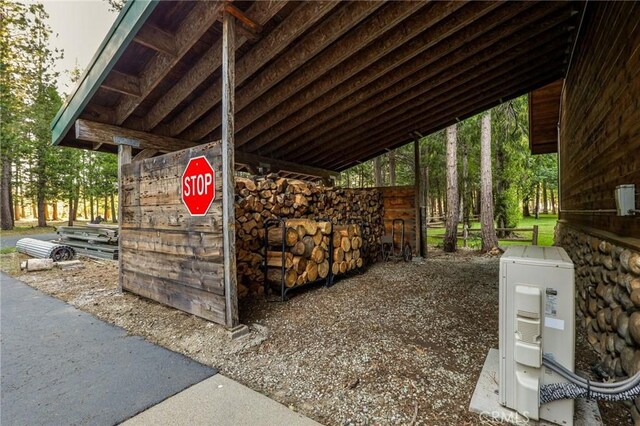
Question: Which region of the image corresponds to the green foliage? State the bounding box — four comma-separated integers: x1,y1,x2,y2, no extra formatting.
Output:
0,247,17,254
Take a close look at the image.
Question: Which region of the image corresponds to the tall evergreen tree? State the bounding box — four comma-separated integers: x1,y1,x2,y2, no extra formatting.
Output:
480,111,498,252
443,124,459,252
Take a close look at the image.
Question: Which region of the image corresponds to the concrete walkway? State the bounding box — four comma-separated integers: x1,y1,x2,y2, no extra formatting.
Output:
123,375,322,426
0,273,216,426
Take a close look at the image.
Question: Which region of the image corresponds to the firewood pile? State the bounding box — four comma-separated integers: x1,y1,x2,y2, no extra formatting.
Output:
265,219,332,289
235,174,384,299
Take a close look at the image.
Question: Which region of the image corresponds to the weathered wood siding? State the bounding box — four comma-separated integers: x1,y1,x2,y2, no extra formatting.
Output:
559,2,640,238
379,186,417,254
120,142,227,324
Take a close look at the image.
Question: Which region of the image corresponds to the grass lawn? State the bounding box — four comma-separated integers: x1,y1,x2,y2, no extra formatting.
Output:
0,219,94,237
426,214,558,249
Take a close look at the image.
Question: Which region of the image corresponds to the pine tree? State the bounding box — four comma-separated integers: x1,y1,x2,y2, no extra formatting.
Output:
443,124,459,252
480,111,498,252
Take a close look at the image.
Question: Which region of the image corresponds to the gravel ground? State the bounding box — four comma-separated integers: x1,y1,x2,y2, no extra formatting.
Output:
0,250,629,425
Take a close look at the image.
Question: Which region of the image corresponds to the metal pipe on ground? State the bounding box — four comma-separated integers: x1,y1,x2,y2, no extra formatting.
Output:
16,238,76,261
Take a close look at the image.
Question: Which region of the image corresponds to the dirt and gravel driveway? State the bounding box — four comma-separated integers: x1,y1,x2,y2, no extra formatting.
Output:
0,250,629,425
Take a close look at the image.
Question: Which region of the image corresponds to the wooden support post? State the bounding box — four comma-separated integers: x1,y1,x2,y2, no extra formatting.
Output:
532,225,539,246
117,145,131,292
413,137,423,257
222,12,239,328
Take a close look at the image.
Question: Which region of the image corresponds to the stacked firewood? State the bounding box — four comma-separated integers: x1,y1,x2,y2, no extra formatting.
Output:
331,224,364,276
235,175,384,299
265,219,332,288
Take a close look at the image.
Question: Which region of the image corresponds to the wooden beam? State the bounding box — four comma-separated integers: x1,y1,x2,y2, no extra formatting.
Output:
132,24,177,57
115,1,224,125
238,3,504,152
75,119,196,152
331,67,566,170
117,144,131,292
181,0,385,141
330,66,565,170
142,1,287,132
224,4,262,34
221,12,238,328
233,1,463,149
309,24,572,165
166,1,340,138
324,48,568,168
74,119,334,179
234,151,339,180
101,70,141,97
277,1,557,160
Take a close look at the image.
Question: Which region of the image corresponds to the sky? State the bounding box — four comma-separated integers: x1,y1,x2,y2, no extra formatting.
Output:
38,0,119,96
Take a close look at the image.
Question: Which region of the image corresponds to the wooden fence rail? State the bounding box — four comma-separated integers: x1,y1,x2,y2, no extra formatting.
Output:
429,224,539,247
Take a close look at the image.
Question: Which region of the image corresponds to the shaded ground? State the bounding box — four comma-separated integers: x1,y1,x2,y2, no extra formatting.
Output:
0,249,629,425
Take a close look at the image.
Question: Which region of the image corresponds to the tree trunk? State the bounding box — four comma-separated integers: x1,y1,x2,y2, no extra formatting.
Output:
14,197,20,221
82,198,87,220
104,195,109,221
52,202,58,220
462,138,469,225
72,191,79,220
388,150,396,186
89,194,94,221
534,182,540,219
480,111,498,252
374,156,382,187
110,192,117,223
542,180,549,214
37,195,47,227
67,197,74,226
443,124,459,253
523,195,531,217
550,188,556,215
0,154,14,230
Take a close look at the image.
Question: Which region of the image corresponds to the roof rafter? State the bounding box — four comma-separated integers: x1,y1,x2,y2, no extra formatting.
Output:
163,1,341,138
132,24,177,57
298,11,574,163
180,0,386,141
276,1,561,160
236,2,462,146
101,70,141,97
315,44,568,166
328,62,565,170
140,0,287,132
114,1,225,126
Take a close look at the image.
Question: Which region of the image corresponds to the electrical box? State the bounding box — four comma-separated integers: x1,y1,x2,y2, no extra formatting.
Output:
615,184,636,216
499,246,575,425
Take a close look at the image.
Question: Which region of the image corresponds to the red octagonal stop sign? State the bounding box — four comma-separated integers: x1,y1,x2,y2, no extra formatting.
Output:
181,156,216,216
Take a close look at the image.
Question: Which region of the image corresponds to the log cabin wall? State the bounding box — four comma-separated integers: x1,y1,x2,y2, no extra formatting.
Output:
558,1,640,239
556,3,640,420
120,142,227,325
378,186,417,255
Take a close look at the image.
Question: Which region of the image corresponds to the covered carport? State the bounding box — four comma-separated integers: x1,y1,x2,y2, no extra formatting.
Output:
51,1,582,329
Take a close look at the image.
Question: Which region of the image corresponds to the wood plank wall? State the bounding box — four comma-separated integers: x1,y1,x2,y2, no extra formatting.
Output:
120,142,227,324
559,1,640,238
378,186,417,254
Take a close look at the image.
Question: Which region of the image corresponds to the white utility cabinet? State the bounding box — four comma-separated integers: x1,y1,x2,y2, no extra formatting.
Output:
499,246,575,425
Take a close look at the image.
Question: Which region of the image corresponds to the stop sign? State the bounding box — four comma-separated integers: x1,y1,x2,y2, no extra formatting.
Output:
181,156,216,216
